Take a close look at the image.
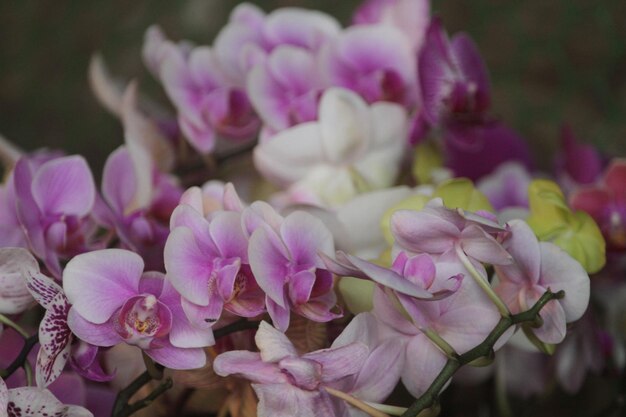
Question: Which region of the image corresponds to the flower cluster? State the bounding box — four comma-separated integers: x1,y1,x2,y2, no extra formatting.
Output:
0,1,621,416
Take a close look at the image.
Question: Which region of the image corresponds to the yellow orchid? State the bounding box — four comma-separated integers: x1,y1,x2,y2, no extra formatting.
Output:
526,179,606,274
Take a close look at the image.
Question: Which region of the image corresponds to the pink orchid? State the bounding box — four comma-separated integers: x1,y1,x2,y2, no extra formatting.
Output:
247,45,324,134
570,159,626,251
0,248,39,315
418,17,490,127
246,206,341,331
254,87,407,207
64,249,209,370
214,321,368,417
142,25,192,80
352,0,430,51
391,198,513,266
214,3,341,87
319,24,417,106
96,145,182,271
177,181,245,218
494,220,590,344
159,44,260,153
12,154,97,278
1,377,93,417
164,206,265,326
369,257,502,396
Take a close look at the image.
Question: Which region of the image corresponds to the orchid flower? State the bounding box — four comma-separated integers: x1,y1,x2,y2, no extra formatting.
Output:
246,205,341,332
0,173,29,249
213,3,341,87
64,249,209,370
391,198,512,266
96,145,181,271
247,45,324,135
165,206,265,326
254,87,407,207
1,376,93,417
26,268,113,387
418,17,490,127
159,44,260,153
570,159,626,251
319,24,417,106
214,321,368,417
12,154,97,278
494,220,590,344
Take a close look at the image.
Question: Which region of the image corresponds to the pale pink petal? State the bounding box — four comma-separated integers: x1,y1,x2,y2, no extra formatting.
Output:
101,147,137,215
401,333,448,397
460,224,513,265
350,338,405,401
266,296,291,332
263,8,340,50
303,343,368,382
526,287,567,344
31,156,95,216
0,377,7,411
209,211,248,261
164,227,215,306
538,242,590,322
67,308,120,347
63,249,144,324
249,226,290,307
256,321,298,362
213,351,288,384
391,209,459,254
145,342,206,370
281,211,334,266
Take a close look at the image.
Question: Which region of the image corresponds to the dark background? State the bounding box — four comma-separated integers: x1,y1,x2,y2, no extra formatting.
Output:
1,0,625,174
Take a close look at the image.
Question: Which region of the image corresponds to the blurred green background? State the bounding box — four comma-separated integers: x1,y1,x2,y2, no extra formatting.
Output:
1,0,625,174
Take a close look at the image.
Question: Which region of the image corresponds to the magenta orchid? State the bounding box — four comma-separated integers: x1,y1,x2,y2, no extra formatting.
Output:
64,249,208,370
1,376,93,417
246,206,341,332
494,220,590,344
570,159,626,251
477,162,532,211
555,125,604,192
418,17,490,127
213,321,368,417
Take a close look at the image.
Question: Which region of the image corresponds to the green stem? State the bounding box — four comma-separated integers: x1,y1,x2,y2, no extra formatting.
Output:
423,329,457,358
454,245,510,317
401,289,564,417
0,314,30,338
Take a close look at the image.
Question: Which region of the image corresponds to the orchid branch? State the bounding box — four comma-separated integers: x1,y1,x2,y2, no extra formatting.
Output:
214,318,261,339
0,333,38,380
401,289,564,417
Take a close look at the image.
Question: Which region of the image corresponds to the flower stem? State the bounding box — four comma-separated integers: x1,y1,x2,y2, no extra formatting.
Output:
325,387,390,417
401,289,564,417
454,245,510,317
364,401,408,416
0,333,38,379
214,318,261,339
0,314,30,339
423,329,457,358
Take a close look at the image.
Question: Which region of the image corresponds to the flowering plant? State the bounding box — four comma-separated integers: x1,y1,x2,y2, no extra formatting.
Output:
0,1,622,416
